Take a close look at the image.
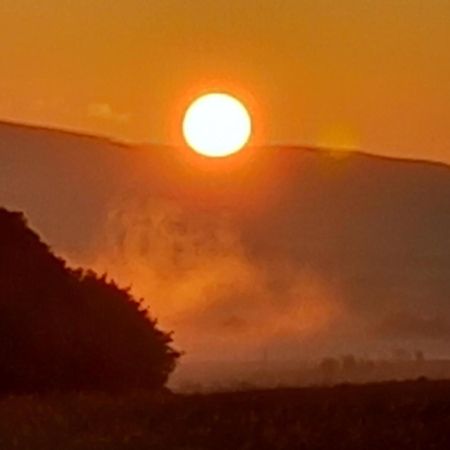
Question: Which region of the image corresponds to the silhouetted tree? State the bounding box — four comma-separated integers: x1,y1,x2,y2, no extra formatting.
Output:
0,208,180,393
414,350,425,363
341,354,357,381
319,357,339,384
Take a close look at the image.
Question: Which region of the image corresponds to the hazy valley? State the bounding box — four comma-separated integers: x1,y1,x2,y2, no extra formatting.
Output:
1,120,449,388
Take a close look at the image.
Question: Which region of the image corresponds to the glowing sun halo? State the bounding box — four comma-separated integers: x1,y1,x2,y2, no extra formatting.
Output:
183,93,252,158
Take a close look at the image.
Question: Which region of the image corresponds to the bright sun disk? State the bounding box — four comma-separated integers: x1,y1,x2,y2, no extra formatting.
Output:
183,93,252,158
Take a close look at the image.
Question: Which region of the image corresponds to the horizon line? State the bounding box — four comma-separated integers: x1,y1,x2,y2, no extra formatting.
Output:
0,117,449,171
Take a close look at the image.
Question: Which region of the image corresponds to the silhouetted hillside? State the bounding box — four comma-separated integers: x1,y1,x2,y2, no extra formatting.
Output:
0,121,449,376
0,207,179,393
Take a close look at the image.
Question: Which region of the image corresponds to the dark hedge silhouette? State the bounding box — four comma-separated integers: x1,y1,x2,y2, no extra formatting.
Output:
0,208,180,393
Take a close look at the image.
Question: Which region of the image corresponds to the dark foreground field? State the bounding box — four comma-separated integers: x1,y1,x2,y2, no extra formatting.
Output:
1,380,450,450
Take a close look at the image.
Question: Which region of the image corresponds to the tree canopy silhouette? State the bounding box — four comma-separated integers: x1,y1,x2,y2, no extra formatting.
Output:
0,208,180,393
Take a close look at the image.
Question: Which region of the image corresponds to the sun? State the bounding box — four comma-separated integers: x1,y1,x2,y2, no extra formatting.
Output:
183,93,252,158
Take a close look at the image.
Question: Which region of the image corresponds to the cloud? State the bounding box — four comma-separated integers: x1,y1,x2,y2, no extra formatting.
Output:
87,103,130,123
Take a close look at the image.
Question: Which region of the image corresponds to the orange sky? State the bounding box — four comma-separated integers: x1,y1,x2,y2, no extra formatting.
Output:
0,0,449,162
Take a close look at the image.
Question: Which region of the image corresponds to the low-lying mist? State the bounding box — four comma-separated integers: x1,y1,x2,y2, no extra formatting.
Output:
87,197,343,361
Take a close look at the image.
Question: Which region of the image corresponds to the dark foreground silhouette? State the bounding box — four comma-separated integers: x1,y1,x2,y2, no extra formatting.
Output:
0,380,449,449
0,208,179,393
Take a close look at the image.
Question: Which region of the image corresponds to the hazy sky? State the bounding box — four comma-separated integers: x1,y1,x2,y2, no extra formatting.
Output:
1,0,449,162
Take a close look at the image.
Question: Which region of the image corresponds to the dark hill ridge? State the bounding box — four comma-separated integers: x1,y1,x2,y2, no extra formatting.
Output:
1,120,449,366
